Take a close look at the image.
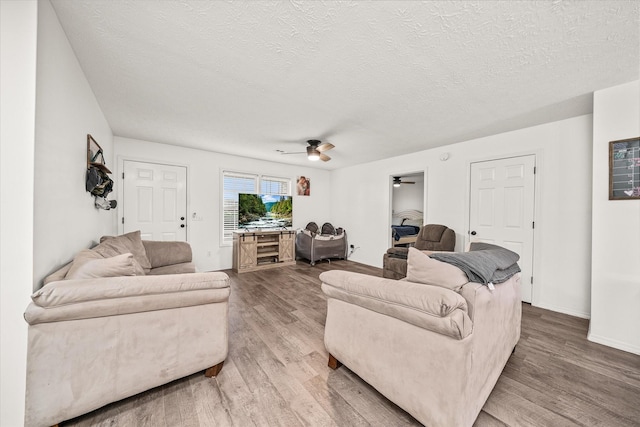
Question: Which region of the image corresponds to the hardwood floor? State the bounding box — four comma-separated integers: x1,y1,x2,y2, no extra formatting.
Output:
63,260,640,427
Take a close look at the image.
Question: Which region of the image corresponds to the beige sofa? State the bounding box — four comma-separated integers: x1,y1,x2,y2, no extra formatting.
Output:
321,247,521,427
24,232,230,427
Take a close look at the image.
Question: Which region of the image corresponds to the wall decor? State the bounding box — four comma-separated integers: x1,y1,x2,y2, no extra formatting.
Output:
87,134,111,173
296,176,310,196
86,134,116,209
609,137,640,200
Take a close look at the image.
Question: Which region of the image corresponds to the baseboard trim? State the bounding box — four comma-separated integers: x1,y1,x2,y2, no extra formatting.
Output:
587,333,640,355
533,301,590,319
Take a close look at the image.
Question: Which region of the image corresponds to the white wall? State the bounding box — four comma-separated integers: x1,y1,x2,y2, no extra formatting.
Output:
590,80,640,354
33,0,115,289
332,115,593,318
114,137,332,271
0,1,38,424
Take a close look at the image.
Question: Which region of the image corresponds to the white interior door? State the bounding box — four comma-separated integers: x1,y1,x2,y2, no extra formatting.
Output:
469,155,535,302
122,160,187,241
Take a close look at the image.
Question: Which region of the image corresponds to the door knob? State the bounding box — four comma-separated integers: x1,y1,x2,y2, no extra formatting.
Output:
180,224,185,228
470,231,477,235
180,216,185,220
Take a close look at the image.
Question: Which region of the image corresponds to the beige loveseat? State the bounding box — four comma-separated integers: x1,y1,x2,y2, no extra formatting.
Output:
24,231,230,427
321,246,521,427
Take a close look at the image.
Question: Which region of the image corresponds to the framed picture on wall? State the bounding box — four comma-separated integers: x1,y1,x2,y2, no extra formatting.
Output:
609,137,640,200
296,176,310,196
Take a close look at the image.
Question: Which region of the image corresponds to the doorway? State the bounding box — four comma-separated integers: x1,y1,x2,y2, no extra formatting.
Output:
121,160,188,241
468,155,536,302
390,172,425,247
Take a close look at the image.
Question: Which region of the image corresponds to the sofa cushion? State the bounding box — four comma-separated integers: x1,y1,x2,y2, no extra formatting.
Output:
43,262,73,285
98,230,152,271
147,262,196,275
141,240,192,268
406,247,469,292
65,250,144,280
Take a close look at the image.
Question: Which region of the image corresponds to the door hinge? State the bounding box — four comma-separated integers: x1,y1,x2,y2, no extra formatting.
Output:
122,172,125,179
532,221,535,229
531,276,533,285
533,166,536,174
122,217,124,224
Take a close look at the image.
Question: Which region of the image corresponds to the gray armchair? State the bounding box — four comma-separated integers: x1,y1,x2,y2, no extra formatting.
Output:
383,224,456,279
296,222,348,265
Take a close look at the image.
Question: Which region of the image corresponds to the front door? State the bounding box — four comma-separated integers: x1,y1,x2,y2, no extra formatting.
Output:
122,160,187,241
469,155,535,302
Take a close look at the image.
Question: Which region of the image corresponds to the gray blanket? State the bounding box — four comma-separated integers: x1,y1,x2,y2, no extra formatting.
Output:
430,242,521,285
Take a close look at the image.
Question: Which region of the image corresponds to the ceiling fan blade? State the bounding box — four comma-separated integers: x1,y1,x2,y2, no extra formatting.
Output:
317,142,334,152
403,181,416,184
319,153,331,162
280,151,306,155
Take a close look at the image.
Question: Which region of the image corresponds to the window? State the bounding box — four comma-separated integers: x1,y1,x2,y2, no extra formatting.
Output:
221,171,291,245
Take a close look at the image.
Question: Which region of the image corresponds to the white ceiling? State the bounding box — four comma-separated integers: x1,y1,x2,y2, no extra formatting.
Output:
50,0,639,170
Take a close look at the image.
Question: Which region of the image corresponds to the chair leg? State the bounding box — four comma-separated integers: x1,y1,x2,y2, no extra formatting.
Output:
328,353,342,370
205,361,224,377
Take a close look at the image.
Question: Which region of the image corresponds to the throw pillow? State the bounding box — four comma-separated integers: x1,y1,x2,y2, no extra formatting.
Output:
406,247,469,292
98,230,151,271
66,251,142,280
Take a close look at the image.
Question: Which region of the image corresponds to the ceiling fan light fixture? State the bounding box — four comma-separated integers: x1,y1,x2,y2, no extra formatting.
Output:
307,146,320,161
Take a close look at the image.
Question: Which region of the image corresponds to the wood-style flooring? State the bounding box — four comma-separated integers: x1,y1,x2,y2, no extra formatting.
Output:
63,260,640,427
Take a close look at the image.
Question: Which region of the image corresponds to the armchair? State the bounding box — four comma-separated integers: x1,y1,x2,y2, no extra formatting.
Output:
295,222,348,265
383,224,455,279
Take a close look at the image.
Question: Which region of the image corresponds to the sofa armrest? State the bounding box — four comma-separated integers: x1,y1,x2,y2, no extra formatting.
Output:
25,272,230,325
320,270,472,339
385,247,409,258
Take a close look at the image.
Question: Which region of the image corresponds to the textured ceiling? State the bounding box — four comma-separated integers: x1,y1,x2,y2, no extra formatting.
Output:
50,0,639,170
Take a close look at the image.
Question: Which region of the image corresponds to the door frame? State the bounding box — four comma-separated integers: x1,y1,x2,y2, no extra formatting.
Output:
116,156,191,241
464,150,543,306
388,168,428,248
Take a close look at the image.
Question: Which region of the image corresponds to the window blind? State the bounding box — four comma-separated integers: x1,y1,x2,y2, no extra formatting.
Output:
222,171,257,244
261,176,290,196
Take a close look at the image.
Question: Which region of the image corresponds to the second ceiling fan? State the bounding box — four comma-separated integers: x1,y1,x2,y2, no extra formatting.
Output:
393,176,415,187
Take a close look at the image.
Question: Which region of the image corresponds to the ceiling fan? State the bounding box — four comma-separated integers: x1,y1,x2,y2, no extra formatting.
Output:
280,140,335,162
393,177,415,187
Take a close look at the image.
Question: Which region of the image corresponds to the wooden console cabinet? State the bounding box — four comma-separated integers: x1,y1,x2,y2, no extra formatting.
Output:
232,230,296,273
